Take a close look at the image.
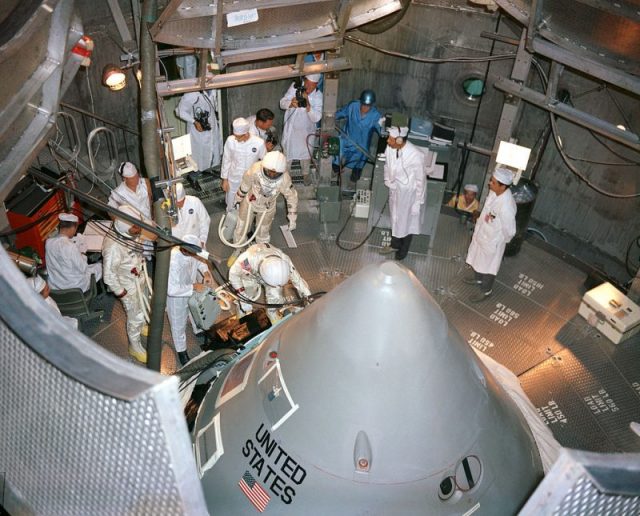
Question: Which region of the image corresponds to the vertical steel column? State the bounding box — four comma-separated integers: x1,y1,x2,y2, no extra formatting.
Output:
482,28,533,200
140,0,168,371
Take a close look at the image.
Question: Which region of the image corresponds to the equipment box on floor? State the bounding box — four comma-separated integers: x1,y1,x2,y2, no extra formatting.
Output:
578,282,640,344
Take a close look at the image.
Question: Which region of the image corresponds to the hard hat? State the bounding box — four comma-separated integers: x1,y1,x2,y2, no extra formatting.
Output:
175,182,186,201
259,256,290,287
232,117,250,135
262,151,287,173
119,162,138,178
360,89,376,106
114,205,141,236
493,167,514,186
58,213,79,223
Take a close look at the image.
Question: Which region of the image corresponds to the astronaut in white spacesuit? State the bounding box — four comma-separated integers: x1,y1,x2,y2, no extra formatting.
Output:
102,205,148,363
228,243,311,322
232,151,298,245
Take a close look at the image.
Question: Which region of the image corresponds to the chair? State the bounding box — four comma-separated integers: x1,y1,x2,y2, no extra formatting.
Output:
49,274,104,328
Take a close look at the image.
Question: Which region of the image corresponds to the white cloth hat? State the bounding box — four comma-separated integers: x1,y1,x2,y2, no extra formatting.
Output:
232,117,250,135
259,256,290,287
262,151,287,173
493,167,514,186
58,213,79,223
182,234,200,246
114,205,141,235
388,126,409,139
305,74,321,83
176,182,186,201
31,275,46,293
119,162,138,178
464,184,479,193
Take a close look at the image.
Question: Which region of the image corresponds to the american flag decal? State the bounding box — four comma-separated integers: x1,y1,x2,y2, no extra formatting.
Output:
239,470,270,512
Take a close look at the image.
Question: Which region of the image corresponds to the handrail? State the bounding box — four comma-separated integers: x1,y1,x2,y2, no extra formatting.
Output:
87,126,119,180
60,101,139,135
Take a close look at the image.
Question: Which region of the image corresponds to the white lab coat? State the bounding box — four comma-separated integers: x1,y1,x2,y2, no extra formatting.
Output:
46,235,102,292
102,232,147,349
233,162,298,244
466,189,517,275
176,91,222,170
279,83,323,160
220,135,266,210
383,141,427,238
229,243,310,319
166,248,209,352
172,195,211,245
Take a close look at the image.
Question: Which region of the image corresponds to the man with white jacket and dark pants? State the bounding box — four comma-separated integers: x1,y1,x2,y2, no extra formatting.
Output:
220,117,266,211
279,74,323,186
167,234,213,366
379,126,427,261
464,167,517,303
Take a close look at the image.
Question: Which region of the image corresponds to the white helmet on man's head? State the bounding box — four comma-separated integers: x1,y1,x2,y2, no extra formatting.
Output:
259,256,290,287
261,151,287,183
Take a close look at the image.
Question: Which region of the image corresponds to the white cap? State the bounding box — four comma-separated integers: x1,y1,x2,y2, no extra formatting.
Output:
262,151,287,173
232,117,250,135
58,213,79,223
388,126,409,139
305,74,321,83
176,182,186,201
182,234,200,246
464,184,479,193
259,256,290,287
31,275,46,293
119,162,138,178
493,167,514,186
114,205,141,235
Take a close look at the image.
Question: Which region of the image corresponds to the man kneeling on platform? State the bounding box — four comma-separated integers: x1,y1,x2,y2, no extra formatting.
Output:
228,243,310,323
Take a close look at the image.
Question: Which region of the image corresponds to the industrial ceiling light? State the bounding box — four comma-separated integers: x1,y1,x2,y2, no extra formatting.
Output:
102,64,126,91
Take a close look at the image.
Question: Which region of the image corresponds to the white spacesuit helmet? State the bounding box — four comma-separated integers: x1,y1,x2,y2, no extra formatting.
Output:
114,204,142,238
259,256,290,287
261,151,287,183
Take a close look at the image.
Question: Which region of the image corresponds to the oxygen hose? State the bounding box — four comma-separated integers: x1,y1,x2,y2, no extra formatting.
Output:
217,203,268,248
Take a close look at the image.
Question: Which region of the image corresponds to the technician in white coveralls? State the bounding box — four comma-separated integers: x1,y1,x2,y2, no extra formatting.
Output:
166,234,214,366
171,183,211,247
464,167,517,303
221,117,266,211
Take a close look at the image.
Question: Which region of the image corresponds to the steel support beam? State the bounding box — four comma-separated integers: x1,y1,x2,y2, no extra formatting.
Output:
531,38,640,96
495,77,640,152
156,58,351,96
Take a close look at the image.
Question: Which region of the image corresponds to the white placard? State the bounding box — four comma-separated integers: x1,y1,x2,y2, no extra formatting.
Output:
226,8,259,28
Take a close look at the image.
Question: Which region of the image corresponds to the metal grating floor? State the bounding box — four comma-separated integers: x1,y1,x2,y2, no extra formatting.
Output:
86,201,640,453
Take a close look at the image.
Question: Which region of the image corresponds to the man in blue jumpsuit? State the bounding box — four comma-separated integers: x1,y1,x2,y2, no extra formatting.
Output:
333,90,382,184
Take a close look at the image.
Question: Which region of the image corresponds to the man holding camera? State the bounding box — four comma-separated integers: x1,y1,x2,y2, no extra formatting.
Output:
247,108,279,152
176,90,222,171
279,74,323,186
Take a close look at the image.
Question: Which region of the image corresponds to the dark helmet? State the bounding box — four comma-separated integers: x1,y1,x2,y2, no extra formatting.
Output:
359,89,376,106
